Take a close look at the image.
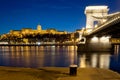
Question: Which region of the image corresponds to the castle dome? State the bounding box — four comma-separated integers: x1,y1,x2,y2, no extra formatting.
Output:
37,24,42,31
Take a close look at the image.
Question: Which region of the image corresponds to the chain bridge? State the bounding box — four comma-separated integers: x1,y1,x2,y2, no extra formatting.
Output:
78,6,120,52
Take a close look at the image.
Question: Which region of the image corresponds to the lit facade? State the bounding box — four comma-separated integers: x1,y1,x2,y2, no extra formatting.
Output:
0,25,71,44
8,25,67,35
85,6,109,33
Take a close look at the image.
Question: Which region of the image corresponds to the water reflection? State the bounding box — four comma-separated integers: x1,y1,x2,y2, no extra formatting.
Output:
78,45,120,73
0,46,77,67
78,52,111,69
114,45,120,55
0,45,120,73
110,54,120,73
110,45,120,73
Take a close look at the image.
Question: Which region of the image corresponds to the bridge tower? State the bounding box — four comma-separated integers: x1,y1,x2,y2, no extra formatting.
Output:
85,6,109,33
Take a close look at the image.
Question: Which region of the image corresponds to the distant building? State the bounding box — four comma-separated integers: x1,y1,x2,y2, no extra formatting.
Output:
8,24,67,35
37,24,42,31
0,25,69,44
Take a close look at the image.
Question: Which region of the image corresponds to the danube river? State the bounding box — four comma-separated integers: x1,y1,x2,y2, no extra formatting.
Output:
0,45,120,73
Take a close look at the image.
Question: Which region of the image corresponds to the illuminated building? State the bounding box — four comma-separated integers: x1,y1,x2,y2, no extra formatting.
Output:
8,24,67,35
0,24,70,44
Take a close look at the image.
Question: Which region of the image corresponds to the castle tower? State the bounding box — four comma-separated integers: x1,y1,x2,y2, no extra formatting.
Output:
37,24,42,31
85,6,109,33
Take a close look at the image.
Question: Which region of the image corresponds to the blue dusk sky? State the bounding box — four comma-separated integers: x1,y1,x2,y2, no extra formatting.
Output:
0,0,120,34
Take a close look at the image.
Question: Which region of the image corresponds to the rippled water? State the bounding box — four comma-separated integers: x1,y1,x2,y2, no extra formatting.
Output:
0,45,120,73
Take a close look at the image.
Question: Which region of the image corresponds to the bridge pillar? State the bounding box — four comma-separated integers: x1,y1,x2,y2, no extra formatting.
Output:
85,6,109,33
77,36,112,52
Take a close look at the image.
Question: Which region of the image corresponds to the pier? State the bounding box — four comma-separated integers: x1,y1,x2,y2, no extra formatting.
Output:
0,66,120,80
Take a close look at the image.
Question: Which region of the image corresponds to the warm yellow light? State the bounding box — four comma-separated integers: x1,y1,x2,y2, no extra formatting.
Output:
79,55,86,68
103,19,107,22
100,36,110,43
100,36,106,41
82,27,85,30
95,24,98,28
106,36,111,39
91,36,98,42
86,29,93,33
91,54,97,68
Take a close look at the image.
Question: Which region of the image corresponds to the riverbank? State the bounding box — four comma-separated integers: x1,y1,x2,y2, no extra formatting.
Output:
0,66,120,80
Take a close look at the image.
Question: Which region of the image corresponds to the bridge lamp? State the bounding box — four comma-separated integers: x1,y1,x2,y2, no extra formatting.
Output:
82,27,85,34
95,24,98,28
82,27,85,30
100,36,106,40
100,36,110,43
103,19,107,23
106,36,111,39
37,42,41,45
91,36,98,42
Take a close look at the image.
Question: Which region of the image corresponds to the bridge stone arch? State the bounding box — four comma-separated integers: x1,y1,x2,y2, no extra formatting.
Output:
85,6,109,32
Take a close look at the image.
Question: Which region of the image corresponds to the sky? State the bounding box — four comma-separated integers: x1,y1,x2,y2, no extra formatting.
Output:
0,0,120,34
